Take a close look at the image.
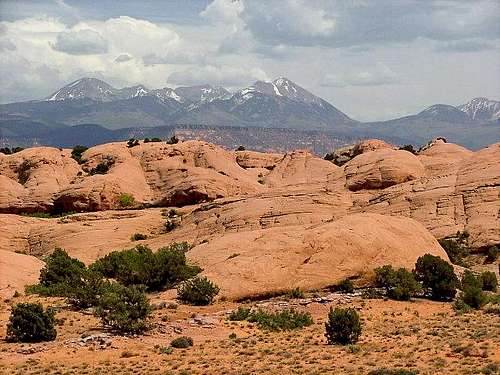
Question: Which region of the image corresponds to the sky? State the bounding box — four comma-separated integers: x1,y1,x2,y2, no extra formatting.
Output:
0,0,499,121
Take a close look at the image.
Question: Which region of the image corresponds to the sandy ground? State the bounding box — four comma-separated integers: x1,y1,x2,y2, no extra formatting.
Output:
1,291,499,375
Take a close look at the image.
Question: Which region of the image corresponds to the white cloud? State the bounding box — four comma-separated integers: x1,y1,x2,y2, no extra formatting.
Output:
168,65,268,88
322,63,401,88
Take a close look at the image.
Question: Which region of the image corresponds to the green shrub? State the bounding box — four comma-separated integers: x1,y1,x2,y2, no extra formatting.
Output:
438,238,469,266
143,138,150,143
170,336,193,348
338,278,354,294
453,298,472,314
164,219,179,232
70,145,88,164
91,243,199,291
67,270,111,309
461,270,483,290
235,145,245,151
374,265,421,301
6,303,57,342
0,146,24,155
166,135,179,145
287,287,305,299
247,309,313,331
228,307,251,321
89,159,114,175
127,139,140,148
131,233,147,241
325,307,362,345
17,159,34,184
486,246,498,263
481,271,498,292
461,286,488,309
368,369,417,375
398,144,417,155
95,284,151,334
34,248,86,295
413,254,458,301
177,276,219,305
118,193,135,207
151,137,162,142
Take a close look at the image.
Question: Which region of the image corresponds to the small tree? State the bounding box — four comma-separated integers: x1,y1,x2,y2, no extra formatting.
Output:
170,336,193,348
325,307,361,345
118,193,135,207
235,145,245,151
95,284,151,334
413,254,458,301
177,276,219,305
39,248,86,291
338,278,354,294
6,303,57,342
486,246,498,263
374,265,421,301
480,271,498,292
71,145,88,164
166,135,179,145
67,270,110,309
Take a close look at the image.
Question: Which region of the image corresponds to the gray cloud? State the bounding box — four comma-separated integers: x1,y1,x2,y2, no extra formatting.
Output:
322,65,401,88
168,65,267,88
436,39,498,53
114,54,133,62
52,29,108,55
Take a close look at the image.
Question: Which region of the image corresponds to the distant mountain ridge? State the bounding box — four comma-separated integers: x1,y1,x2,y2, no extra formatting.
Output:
0,76,498,151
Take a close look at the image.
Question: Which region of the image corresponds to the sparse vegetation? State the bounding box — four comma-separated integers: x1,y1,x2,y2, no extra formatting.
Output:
6,303,57,343
374,265,421,301
131,233,148,241
368,369,418,375
70,145,88,164
166,135,179,144
16,159,34,184
89,159,114,175
438,234,470,266
127,138,140,148
287,287,305,299
413,254,458,301
481,271,498,292
228,306,252,321
95,284,151,334
457,270,487,309
338,278,354,293
177,276,220,305
486,245,498,263
245,309,313,331
398,144,418,155
170,336,193,348
325,307,362,345
118,193,135,207
236,145,245,151
164,218,179,232
0,146,24,155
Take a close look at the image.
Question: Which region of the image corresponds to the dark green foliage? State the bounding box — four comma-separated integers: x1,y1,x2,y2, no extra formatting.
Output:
151,137,162,142
462,286,487,309
461,270,483,290
398,144,417,155
228,307,251,321
177,276,219,305
374,265,421,301
368,369,417,375
246,309,313,331
438,238,470,266
170,336,193,348
70,145,88,164
118,193,135,207
95,284,151,334
236,145,245,151
287,287,305,299
413,254,458,301
6,303,57,342
0,147,24,155
16,159,34,184
486,246,498,263
325,307,362,345
37,248,86,293
131,233,147,241
89,159,114,175
338,278,354,294
127,138,140,148
91,243,199,291
323,152,334,161
67,270,111,309
143,138,150,143
166,135,179,144
481,271,498,292
164,219,178,232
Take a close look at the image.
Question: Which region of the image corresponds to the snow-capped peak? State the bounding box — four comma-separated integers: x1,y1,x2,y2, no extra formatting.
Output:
457,97,500,121
46,77,117,102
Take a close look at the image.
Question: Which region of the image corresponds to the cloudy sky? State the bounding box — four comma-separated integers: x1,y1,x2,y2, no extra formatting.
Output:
0,0,499,121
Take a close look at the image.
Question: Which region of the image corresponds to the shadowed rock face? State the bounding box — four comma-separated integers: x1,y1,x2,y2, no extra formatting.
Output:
0,138,498,299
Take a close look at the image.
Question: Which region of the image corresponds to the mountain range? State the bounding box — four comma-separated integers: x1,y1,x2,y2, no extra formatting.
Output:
0,77,498,152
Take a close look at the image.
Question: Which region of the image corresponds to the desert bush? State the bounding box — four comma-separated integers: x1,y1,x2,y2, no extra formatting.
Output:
461,270,483,290
131,233,147,241
338,278,354,294
247,309,313,331
0,146,24,155
374,265,420,301
151,137,162,142
127,138,140,148
177,276,219,305
143,138,150,143
170,336,193,348
164,219,179,232
413,254,458,301
16,159,34,184
228,307,251,321
6,303,57,342
67,270,110,309
438,237,470,266
91,243,199,291
235,145,245,151
287,287,305,299
89,159,114,175
399,144,417,155
70,145,88,164
481,271,498,292
486,246,498,263
325,307,362,345
118,193,135,207
95,284,151,334
31,248,86,296
453,298,473,314
166,135,179,144
368,369,417,375
461,286,488,309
